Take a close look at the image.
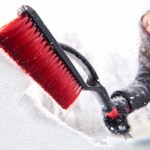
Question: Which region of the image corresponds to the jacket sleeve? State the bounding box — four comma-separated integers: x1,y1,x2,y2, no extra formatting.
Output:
111,65,150,112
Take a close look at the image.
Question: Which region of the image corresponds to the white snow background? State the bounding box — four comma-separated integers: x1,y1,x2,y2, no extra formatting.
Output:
0,0,150,149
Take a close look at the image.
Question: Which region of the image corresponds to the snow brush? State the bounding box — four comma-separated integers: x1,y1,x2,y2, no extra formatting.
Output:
0,5,112,110
0,5,130,134
0,5,131,134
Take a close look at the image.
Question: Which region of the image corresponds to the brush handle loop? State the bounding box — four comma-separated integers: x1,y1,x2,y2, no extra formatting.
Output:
59,43,99,85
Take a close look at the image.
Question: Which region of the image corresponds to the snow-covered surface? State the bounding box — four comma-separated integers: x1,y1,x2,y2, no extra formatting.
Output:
0,0,150,149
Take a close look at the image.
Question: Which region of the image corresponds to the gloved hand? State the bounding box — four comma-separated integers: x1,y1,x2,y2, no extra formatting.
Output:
103,96,130,135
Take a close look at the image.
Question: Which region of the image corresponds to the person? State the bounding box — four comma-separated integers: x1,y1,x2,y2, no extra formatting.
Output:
104,11,150,135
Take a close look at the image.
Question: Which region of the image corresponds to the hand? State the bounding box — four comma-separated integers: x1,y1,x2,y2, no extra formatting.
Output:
103,97,130,135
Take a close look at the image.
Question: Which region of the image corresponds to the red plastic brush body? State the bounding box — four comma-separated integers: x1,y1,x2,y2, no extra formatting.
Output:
0,13,81,109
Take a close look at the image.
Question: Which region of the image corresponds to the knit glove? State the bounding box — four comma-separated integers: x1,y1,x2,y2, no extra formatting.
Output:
103,96,130,134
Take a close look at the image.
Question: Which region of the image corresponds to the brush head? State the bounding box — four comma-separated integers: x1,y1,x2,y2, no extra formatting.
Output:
0,6,82,109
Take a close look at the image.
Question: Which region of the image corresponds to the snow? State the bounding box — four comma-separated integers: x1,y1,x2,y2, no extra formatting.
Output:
0,0,150,149
0,50,99,150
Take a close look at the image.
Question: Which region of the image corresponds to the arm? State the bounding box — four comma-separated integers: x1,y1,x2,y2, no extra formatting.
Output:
104,11,150,135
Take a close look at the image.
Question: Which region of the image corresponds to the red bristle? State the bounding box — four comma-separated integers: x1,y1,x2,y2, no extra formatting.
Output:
0,15,82,109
